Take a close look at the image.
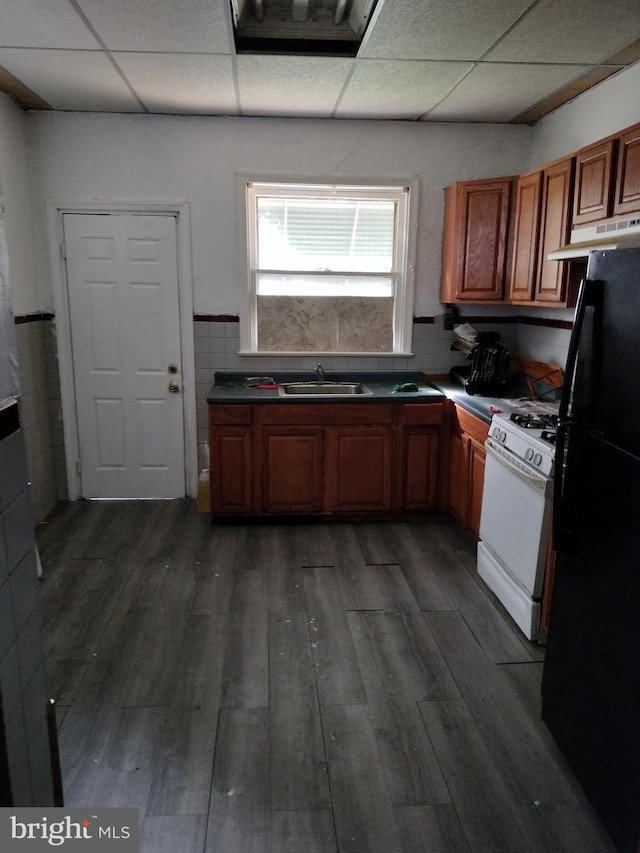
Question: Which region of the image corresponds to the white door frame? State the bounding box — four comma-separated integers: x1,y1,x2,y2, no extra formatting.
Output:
47,200,198,501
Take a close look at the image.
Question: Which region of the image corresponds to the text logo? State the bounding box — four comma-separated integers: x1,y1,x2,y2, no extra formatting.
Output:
0,809,138,851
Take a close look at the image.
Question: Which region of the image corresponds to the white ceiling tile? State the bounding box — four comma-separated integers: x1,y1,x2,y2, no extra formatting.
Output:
116,53,237,114
237,55,351,117
426,63,593,123
337,59,473,119
361,0,533,60
485,0,640,63
0,0,99,49
0,0,639,123
0,49,142,111
75,0,233,54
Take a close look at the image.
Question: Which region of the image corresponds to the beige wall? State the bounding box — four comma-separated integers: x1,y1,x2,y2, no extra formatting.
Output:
531,63,640,168
0,94,39,315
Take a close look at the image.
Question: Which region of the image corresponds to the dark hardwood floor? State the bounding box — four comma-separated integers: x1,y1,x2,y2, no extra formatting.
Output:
37,500,615,852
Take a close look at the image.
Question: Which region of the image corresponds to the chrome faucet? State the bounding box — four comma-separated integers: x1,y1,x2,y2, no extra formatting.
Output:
315,362,324,383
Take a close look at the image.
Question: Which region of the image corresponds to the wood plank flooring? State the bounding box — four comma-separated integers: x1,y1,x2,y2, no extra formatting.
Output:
37,500,615,852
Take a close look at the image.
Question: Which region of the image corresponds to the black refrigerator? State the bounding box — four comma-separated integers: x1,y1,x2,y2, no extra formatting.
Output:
541,247,640,853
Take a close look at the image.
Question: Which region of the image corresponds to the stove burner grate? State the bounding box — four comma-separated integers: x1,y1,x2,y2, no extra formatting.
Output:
510,413,546,429
510,412,559,430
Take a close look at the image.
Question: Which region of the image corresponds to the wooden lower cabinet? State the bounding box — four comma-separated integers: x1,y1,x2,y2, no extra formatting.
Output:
209,427,253,513
209,400,445,517
467,438,487,538
400,429,439,510
260,426,323,513
447,404,489,540
325,426,393,512
397,402,444,511
448,424,468,524
209,405,253,514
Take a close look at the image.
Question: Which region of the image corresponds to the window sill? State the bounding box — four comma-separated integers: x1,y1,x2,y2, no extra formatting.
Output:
238,351,414,357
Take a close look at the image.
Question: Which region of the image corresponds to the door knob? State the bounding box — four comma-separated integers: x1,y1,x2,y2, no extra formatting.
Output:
168,382,180,393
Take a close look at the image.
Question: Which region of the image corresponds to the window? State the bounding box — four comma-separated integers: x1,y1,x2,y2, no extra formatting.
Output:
241,180,415,354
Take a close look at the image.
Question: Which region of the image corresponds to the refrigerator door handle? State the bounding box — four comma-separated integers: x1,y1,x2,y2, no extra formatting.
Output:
553,277,602,552
552,422,570,551
559,277,601,422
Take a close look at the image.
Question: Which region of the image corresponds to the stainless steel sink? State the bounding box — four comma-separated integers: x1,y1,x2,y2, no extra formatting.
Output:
278,381,373,397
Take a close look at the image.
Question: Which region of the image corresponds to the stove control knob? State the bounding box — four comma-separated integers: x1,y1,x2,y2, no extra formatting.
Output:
533,452,543,467
499,429,507,443
525,447,534,461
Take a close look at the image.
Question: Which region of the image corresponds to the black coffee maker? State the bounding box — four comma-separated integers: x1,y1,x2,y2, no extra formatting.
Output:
449,331,510,396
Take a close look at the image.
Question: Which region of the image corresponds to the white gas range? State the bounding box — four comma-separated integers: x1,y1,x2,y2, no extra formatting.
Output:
477,402,560,642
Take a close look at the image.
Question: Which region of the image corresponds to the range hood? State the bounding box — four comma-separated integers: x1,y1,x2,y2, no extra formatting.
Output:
548,216,640,260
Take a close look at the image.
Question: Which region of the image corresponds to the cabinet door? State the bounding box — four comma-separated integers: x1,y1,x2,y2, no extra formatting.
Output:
509,171,543,302
325,426,392,512
260,427,323,513
400,427,439,511
441,178,513,303
573,139,616,225
448,426,468,526
613,123,640,216
467,439,486,540
210,426,253,514
536,157,575,303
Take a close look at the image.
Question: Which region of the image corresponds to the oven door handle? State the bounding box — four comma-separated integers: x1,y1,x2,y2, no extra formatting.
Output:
484,440,548,492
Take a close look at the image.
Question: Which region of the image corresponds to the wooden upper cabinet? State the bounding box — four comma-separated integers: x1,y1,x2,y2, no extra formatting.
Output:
535,156,575,304
509,171,543,302
573,139,616,226
440,177,515,303
613,122,640,216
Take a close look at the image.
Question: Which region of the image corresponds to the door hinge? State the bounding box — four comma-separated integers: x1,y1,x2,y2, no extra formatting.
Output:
60,240,67,260
75,459,81,476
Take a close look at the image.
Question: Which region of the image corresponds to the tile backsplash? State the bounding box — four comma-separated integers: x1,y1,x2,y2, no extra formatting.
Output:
516,320,571,369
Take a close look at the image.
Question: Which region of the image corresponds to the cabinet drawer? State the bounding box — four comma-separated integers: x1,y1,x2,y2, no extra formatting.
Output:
256,403,394,426
400,402,444,426
209,405,252,425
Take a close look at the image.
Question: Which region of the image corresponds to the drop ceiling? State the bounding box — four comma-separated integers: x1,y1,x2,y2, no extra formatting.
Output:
1,0,639,123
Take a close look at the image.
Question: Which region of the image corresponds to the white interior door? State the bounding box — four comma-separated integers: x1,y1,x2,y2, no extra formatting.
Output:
63,212,186,498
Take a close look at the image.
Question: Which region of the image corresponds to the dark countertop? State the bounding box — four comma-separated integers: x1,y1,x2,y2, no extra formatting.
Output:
428,379,525,423
207,370,557,425
207,371,444,404
429,374,562,423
